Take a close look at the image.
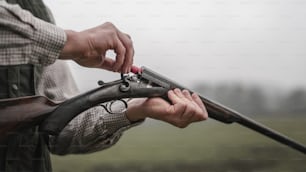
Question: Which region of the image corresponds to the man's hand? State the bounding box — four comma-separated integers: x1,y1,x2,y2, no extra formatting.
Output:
60,22,133,73
126,89,208,128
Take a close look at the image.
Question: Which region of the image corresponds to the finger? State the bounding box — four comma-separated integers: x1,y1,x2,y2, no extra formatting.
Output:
173,88,185,98
192,93,208,120
122,45,134,73
117,31,134,73
180,103,195,121
100,57,115,71
192,93,206,112
125,33,131,39
185,105,206,123
112,37,126,72
182,90,193,101
168,90,181,104
190,114,205,122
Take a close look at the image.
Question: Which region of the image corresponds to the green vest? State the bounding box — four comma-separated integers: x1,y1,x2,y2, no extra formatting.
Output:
0,1,55,171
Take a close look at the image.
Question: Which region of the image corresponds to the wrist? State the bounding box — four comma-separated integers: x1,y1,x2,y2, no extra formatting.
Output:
59,30,81,60
125,99,147,122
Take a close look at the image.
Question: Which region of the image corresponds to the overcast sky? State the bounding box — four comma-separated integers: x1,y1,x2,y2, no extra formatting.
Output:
44,0,306,91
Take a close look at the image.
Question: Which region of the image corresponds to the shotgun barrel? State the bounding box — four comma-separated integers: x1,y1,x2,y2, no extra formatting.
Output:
137,66,306,154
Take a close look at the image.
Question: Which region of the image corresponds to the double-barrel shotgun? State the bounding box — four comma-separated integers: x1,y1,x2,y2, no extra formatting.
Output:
0,66,305,154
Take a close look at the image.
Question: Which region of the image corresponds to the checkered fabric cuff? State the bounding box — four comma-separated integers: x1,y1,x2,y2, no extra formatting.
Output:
31,18,66,65
103,112,144,135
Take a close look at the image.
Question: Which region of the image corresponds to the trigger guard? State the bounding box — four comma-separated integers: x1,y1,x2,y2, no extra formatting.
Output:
101,100,128,114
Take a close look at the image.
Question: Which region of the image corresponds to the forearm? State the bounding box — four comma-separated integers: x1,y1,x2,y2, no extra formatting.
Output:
49,105,143,155
0,1,66,66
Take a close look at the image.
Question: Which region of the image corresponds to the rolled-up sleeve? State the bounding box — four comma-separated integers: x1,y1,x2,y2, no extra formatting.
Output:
0,1,66,66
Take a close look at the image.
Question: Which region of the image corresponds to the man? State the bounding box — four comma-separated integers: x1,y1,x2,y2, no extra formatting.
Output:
0,0,208,171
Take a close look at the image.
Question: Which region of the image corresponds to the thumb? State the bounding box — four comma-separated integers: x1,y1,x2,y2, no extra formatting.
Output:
100,57,116,71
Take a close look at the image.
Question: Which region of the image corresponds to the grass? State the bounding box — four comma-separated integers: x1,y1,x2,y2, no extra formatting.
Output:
51,116,306,172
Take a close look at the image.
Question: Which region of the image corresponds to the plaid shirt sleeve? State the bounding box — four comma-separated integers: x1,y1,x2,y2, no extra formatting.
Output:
0,1,66,66
0,0,143,154
49,105,143,155
37,61,143,155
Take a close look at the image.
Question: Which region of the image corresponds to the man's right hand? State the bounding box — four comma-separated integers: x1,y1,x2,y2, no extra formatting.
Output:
59,22,134,73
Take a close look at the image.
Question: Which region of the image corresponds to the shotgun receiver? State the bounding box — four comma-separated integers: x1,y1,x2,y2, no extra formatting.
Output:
0,66,305,154
0,75,167,137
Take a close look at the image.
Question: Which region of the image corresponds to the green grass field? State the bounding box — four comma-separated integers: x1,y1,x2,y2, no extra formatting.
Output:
51,116,306,172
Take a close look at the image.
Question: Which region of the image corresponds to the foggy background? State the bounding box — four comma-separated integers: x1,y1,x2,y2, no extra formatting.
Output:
44,0,306,115
44,1,306,171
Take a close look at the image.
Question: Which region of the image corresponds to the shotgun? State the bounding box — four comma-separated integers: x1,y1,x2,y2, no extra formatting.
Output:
0,66,305,154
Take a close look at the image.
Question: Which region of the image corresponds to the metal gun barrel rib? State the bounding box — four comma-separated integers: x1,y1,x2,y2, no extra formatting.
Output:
139,66,306,154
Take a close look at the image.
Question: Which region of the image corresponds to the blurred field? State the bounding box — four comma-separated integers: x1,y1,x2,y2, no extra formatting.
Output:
51,116,306,172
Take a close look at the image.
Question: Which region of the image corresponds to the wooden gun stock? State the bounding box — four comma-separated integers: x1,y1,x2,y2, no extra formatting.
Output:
0,96,59,138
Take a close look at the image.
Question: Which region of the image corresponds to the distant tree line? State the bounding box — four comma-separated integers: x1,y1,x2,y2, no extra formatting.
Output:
193,82,306,116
